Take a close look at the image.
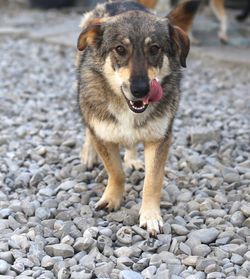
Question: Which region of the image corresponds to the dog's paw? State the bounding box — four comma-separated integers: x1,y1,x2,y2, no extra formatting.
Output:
80,145,99,169
125,159,144,171
95,192,123,212
139,207,163,237
218,32,228,44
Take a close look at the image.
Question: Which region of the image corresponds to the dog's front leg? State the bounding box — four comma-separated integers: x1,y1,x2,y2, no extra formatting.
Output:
91,134,125,211
140,133,172,236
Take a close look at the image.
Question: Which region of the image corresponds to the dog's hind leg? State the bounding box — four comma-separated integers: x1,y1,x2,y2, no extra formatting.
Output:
210,0,228,43
140,133,172,236
124,146,144,171
80,128,99,169
92,136,125,211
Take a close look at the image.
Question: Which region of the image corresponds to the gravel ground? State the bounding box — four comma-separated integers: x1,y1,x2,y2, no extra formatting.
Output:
0,28,250,279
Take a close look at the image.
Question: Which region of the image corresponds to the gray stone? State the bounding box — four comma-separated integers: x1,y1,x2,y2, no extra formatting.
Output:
116,226,132,245
73,237,94,252
0,259,9,274
35,207,51,220
189,228,219,244
241,204,250,217
207,272,225,278
182,256,199,266
192,244,211,257
57,267,70,279
231,253,244,265
45,244,74,258
119,270,143,279
171,224,189,235
149,254,162,267
230,211,245,226
141,266,157,278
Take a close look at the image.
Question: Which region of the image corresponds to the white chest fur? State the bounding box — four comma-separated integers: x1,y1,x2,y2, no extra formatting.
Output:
90,107,170,146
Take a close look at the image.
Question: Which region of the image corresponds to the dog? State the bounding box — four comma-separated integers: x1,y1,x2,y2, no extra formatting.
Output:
139,0,229,44
76,0,198,236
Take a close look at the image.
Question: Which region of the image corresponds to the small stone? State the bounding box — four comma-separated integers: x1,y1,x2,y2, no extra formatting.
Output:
242,261,250,272
117,256,134,267
116,226,132,245
0,259,9,274
186,154,205,172
57,267,70,279
139,238,161,252
204,263,220,273
243,217,250,228
114,247,134,258
45,244,74,258
244,251,250,261
73,237,94,252
179,242,191,255
230,211,245,226
182,256,199,266
119,270,143,279
154,269,170,279
35,207,51,220
207,272,225,278
0,208,11,219
94,262,114,277
231,253,244,265
192,244,211,257
132,225,149,239
141,266,157,278
149,254,162,267
241,204,250,217
189,228,219,244
171,224,189,235
196,259,216,271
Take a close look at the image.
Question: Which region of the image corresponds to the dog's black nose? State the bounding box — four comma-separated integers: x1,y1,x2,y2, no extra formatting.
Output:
130,77,149,98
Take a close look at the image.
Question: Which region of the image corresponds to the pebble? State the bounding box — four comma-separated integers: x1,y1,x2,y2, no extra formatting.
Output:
182,256,199,266
116,226,133,245
45,244,74,258
189,228,219,244
119,270,143,279
241,204,250,217
171,224,189,235
0,259,9,274
192,244,211,257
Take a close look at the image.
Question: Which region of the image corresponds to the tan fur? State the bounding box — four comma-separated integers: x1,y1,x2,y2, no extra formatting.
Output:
210,0,228,43
138,0,158,9
92,134,125,211
140,134,172,236
81,128,99,169
124,146,144,170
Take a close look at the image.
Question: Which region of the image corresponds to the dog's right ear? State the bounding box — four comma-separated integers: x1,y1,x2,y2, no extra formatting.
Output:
77,19,104,51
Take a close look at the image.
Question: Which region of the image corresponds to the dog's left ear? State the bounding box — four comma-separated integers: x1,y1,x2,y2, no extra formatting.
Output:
169,24,190,68
77,19,104,51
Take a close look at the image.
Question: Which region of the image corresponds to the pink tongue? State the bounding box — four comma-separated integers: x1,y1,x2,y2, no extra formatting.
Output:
143,79,163,104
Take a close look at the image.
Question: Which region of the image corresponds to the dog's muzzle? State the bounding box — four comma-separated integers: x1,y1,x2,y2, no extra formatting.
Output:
121,79,163,114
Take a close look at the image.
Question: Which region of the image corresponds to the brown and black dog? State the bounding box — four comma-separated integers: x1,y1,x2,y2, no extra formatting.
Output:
76,0,198,235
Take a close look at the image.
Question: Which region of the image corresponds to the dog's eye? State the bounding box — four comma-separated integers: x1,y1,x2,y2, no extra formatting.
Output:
115,45,126,56
149,45,160,56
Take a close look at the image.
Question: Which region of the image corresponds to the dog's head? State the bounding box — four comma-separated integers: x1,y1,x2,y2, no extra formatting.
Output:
77,2,195,113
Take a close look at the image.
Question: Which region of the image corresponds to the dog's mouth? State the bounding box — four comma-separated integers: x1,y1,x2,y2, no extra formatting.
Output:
126,99,148,113
122,79,163,114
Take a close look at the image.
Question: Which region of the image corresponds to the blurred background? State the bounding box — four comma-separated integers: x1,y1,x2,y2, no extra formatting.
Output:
0,0,249,63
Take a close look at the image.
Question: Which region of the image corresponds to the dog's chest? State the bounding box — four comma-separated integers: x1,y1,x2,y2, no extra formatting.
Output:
91,109,169,146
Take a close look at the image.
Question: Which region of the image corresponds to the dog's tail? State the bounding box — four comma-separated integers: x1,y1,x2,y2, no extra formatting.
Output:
167,0,201,33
